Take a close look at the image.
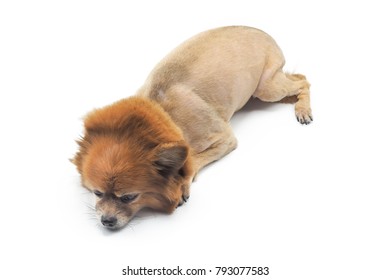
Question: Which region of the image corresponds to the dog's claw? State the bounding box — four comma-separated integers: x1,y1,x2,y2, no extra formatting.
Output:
296,112,313,125
295,106,313,125
177,194,190,208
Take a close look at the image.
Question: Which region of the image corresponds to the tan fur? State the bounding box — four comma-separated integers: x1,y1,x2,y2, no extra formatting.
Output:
74,26,312,229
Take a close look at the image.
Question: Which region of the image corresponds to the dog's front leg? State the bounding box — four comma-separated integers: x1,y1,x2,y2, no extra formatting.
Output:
191,124,238,175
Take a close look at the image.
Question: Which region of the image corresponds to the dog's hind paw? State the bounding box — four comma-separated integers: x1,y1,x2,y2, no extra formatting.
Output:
295,107,313,125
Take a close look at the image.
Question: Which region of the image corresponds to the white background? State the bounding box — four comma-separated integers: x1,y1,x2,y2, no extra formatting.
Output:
1,0,389,279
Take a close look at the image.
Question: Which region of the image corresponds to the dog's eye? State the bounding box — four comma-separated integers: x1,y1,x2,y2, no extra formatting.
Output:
120,194,138,204
93,190,103,198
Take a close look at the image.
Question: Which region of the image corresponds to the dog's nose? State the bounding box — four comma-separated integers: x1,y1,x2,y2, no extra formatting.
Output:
101,216,117,228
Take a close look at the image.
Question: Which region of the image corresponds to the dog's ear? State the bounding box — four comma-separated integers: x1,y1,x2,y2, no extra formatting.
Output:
154,143,188,178
71,137,89,173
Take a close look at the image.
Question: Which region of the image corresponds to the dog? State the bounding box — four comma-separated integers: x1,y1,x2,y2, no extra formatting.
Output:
73,26,312,230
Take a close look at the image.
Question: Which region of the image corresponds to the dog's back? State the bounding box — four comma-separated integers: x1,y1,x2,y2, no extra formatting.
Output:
140,26,283,121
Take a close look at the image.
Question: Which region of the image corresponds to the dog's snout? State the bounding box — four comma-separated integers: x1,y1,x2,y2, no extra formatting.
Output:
101,216,117,228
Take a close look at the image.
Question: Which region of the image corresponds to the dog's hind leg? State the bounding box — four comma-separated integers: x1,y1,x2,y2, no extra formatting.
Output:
286,73,312,124
254,67,312,124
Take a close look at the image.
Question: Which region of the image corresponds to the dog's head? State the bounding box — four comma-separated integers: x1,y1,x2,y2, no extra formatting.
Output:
74,137,189,229
73,98,192,230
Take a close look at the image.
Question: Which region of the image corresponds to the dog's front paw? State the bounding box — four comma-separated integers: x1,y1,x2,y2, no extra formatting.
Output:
177,180,191,208
295,106,313,125
177,194,190,207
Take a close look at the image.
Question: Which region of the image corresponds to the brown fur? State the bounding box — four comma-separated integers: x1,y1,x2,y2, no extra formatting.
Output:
73,26,312,229
74,97,193,228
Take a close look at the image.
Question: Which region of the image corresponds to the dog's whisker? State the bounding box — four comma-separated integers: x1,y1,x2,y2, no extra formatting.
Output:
85,205,95,212
85,212,96,218
124,223,136,232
